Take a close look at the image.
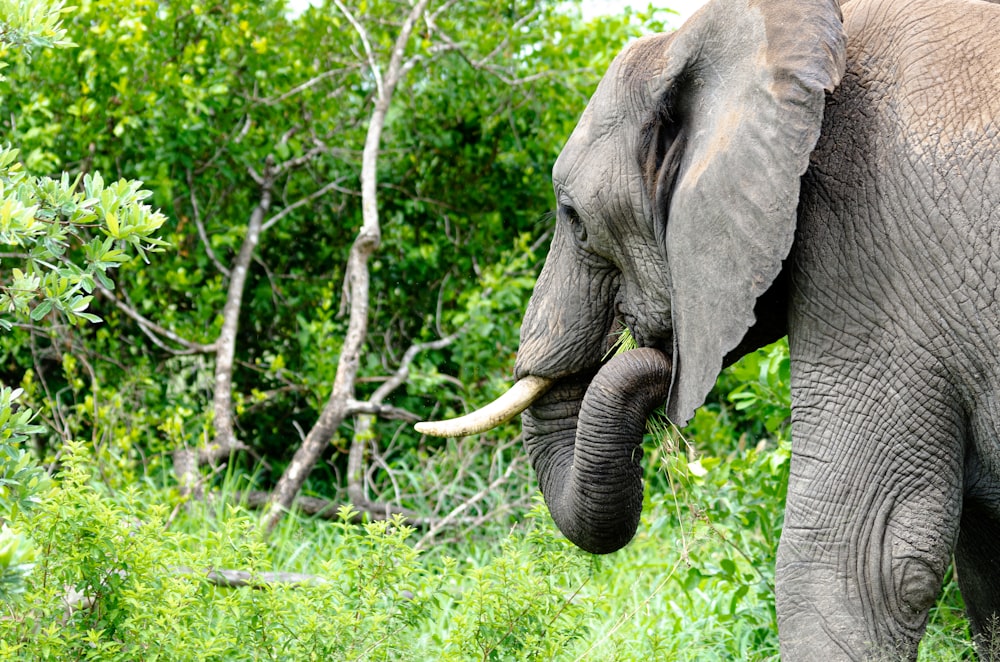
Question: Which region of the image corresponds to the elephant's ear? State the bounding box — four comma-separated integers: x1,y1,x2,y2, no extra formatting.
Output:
644,0,846,425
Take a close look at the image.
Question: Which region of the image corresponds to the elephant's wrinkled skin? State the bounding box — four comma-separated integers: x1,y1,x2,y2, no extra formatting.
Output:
419,0,1000,658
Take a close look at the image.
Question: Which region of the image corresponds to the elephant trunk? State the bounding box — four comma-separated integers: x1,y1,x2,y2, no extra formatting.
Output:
523,348,672,554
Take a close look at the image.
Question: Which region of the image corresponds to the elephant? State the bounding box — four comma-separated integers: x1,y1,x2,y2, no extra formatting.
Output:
416,0,1000,658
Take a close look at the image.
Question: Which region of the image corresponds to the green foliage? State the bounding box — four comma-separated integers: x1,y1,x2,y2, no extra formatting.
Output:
0,523,35,605
0,0,672,489
438,502,593,661
682,340,792,459
0,0,977,658
0,447,593,660
725,341,791,435
0,386,47,522
0,436,974,660
0,383,976,661
0,0,72,59
0,0,167,614
0,153,168,328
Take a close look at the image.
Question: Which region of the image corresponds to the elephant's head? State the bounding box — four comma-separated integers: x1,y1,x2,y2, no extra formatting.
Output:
418,0,846,554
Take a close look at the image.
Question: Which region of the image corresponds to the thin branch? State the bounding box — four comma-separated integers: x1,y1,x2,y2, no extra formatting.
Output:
485,67,592,87
168,454,229,502
427,11,590,90
255,66,358,106
378,182,455,213
344,400,421,422
371,334,458,403
96,285,217,354
172,566,329,588
473,7,541,68
426,0,461,23
415,452,524,550
241,490,454,528
234,114,253,144
187,168,231,277
331,0,383,99
423,4,538,71
261,177,356,233
194,111,256,176
271,142,332,177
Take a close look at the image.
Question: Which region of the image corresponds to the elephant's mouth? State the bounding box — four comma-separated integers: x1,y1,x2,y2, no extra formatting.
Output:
620,303,674,357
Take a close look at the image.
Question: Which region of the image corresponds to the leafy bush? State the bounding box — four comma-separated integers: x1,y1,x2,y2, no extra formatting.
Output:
0,444,592,660
0,0,167,613
0,421,974,660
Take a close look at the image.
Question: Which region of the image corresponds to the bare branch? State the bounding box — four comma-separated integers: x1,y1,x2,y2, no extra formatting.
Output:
261,177,356,233
173,566,329,588
422,4,539,73
211,160,275,455
420,4,589,90
371,334,458,403
187,168,231,277
264,0,434,535
170,453,232,502
174,156,282,493
471,7,541,69
96,285,217,354
345,400,421,422
271,142,332,176
241,490,453,528
415,454,524,550
194,111,256,176
485,67,592,87
332,0,383,99
255,66,358,106
381,0,434,102
234,114,253,144
247,164,265,186
426,0,461,24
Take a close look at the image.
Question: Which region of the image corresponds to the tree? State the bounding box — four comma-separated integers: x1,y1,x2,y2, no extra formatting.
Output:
264,0,444,531
0,0,665,530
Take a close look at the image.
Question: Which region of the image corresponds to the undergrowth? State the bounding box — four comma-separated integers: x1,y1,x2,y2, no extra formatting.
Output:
0,342,976,660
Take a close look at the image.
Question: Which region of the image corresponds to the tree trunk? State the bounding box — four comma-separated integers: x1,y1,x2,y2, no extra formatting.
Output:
173,167,273,494
263,0,432,535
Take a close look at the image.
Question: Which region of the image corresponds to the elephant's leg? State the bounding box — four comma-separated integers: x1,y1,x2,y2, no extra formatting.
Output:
955,483,1000,656
776,349,964,660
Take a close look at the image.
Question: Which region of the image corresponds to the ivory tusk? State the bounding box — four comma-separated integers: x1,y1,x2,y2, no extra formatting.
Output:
415,375,554,438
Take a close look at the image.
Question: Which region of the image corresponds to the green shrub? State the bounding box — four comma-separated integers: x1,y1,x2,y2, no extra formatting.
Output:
0,428,974,660
0,443,594,660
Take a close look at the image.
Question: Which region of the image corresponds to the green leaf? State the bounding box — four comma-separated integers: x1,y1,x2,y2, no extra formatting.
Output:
106,211,119,237
29,299,52,320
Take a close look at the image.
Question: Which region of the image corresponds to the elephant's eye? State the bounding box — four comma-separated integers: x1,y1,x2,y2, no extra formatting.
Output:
559,204,588,245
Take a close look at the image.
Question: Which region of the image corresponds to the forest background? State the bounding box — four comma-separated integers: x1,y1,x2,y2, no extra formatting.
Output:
0,0,975,659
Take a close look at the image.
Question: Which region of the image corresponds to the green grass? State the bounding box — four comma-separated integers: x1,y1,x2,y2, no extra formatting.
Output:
1,434,975,660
